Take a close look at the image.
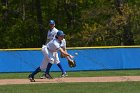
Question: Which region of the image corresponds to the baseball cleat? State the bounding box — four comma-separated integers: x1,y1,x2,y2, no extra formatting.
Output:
61,72,68,77
40,74,46,79
45,73,53,79
28,74,35,82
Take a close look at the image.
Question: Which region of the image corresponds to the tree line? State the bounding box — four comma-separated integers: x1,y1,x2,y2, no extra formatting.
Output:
0,0,140,48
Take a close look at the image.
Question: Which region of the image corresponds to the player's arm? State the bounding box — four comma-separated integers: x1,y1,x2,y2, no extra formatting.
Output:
61,47,72,59
59,48,73,59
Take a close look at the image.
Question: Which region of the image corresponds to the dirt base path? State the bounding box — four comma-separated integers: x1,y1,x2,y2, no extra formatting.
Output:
0,76,140,85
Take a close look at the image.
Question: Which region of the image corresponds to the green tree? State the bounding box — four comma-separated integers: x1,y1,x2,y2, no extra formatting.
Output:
0,0,140,48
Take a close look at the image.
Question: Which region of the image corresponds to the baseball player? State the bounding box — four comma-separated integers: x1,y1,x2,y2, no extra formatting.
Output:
40,20,71,79
39,20,58,79
28,20,58,81
44,30,74,79
46,20,58,43
28,30,73,82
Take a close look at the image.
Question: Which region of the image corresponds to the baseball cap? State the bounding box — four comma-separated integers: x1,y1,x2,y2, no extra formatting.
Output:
49,20,55,25
57,30,65,36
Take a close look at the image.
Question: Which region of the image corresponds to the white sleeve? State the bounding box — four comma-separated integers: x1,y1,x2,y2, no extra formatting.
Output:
61,39,66,49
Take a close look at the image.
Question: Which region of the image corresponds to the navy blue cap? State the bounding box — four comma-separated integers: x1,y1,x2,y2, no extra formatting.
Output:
57,30,65,36
49,20,55,25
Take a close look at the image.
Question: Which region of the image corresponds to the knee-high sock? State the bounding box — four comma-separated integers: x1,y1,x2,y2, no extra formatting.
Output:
57,63,65,74
45,63,52,74
31,67,41,77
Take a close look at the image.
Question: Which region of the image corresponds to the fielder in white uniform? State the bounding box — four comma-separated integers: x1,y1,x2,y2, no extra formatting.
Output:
41,20,71,78
40,37,67,71
46,20,58,43
28,30,73,82
40,20,58,77
44,31,72,78
40,20,67,79
28,20,58,81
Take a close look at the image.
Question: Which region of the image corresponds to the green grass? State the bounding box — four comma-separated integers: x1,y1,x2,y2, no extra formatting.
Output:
0,70,140,93
0,70,140,79
0,82,140,93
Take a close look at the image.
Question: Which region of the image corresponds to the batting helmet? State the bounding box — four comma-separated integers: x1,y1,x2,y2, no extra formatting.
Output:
57,30,65,36
49,20,55,25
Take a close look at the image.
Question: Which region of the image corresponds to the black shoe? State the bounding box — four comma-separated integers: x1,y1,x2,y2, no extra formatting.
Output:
45,73,53,79
28,74,35,82
40,74,46,79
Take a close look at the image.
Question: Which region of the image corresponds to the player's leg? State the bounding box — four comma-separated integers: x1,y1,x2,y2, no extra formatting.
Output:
45,62,53,79
40,45,53,79
29,56,48,81
28,45,48,81
42,47,54,79
40,57,49,79
57,63,68,77
55,53,68,77
28,67,41,82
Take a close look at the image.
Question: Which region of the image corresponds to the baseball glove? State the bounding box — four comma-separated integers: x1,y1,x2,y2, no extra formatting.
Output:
68,59,76,68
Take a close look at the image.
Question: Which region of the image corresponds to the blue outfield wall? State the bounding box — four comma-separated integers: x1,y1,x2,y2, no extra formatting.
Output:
0,46,140,72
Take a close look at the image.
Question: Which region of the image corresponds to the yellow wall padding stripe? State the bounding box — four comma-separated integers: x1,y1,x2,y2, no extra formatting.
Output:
0,46,140,51
68,46,140,49
0,48,41,51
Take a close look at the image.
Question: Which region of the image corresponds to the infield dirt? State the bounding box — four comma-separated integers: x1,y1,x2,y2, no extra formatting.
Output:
0,76,140,85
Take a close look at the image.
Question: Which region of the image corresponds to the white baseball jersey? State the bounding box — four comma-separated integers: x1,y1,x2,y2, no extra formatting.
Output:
47,39,66,51
40,38,66,71
47,27,58,43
